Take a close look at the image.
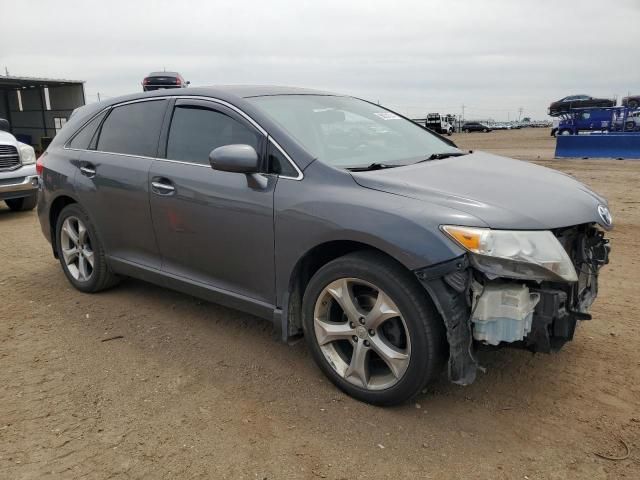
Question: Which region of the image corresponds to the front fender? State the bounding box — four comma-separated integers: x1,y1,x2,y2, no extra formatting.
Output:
274,161,479,307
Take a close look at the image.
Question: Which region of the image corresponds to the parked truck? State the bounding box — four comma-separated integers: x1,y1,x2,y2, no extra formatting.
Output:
0,119,39,211
426,113,455,136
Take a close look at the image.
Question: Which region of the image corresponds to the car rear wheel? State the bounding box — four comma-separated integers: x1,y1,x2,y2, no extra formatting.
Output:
55,204,119,293
628,99,639,109
5,194,37,211
302,251,446,406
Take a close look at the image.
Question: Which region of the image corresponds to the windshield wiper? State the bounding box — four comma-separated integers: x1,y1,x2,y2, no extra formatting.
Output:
421,151,468,162
348,152,468,171
347,162,401,172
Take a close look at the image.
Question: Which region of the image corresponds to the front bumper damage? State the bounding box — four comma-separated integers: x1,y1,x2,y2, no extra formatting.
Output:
415,224,610,385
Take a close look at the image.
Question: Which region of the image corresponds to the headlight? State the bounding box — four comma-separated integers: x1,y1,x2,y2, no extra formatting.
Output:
442,225,578,282
18,142,36,165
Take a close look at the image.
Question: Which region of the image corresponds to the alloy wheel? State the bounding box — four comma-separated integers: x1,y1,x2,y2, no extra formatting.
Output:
60,216,95,282
313,278,411,390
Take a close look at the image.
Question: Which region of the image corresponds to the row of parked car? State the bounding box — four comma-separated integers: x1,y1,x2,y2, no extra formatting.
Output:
459,120,551,133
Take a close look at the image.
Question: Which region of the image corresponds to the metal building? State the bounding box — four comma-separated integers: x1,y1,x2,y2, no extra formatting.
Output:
0,75,85,150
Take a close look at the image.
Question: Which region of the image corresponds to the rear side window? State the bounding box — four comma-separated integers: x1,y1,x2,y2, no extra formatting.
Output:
97,100,166,157
166,106,260,165
68,110,107,150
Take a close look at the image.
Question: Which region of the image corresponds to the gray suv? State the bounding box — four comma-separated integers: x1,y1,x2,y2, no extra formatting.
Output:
37,87,611,405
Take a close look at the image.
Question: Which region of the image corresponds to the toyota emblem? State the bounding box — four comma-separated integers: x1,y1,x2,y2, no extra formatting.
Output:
597,204,613,227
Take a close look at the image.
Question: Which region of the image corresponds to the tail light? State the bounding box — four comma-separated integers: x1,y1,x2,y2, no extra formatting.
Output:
36,152,46,175
175,77,182,86
143,78,149,85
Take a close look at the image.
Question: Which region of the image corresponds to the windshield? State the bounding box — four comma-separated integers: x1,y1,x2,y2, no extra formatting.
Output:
248,95,460,168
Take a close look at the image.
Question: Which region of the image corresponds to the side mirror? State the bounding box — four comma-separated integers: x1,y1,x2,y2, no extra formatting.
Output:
0,118,10,132
209,144,259,174
186,80,191,86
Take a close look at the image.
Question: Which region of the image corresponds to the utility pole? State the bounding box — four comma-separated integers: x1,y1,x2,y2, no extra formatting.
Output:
461,104,466,122
518,107,523,121
4,66,9,76
97,92,101,102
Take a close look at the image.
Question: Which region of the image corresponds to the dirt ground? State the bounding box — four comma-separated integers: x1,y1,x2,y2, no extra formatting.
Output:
1,128,639,479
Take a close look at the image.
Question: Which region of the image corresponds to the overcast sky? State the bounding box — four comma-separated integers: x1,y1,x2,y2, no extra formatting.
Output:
2,0,638,120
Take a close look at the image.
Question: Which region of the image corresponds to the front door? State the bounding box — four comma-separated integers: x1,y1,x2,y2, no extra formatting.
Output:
149,99,276,304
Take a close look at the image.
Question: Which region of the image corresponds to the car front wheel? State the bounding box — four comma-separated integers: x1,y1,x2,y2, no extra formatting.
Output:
302,251,446,406
55,203,119,293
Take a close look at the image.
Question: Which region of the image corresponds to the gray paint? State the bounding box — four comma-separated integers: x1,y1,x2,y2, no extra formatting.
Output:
351,152,611,231
38,86,611,326
148,159,277,304
74,150,161,269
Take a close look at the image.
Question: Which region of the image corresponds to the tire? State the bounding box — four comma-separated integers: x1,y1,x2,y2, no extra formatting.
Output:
560,129,573,136
55,203,119,293
625,121,635,131
483,128,489,133
302,250,446,406
628,99,639,109
462,129,469,133
5,194,37,211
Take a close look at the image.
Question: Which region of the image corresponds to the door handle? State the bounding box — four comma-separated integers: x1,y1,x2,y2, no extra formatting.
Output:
80,164,96,177
151,178,176,195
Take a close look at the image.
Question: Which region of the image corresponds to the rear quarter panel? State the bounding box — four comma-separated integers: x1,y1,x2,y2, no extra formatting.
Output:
37,146,79,244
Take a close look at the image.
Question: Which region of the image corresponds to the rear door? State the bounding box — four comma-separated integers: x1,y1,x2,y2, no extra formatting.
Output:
148,98,277,303
74,99,168,268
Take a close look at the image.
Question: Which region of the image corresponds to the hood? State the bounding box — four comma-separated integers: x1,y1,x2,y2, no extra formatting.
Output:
0,130,18,145
351,151,611,230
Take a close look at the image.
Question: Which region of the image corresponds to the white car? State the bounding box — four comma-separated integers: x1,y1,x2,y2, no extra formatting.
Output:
0,120,39,211
614,110,640,131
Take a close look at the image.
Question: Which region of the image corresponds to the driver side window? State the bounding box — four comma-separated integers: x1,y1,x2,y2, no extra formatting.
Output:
166,106,260,165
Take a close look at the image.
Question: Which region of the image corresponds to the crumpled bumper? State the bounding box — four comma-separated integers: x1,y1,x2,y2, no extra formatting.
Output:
415,224,610,385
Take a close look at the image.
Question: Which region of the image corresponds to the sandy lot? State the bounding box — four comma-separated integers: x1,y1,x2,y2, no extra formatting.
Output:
1,128,639,479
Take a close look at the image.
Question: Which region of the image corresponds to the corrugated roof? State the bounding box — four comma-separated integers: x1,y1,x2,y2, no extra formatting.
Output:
0,75,85,89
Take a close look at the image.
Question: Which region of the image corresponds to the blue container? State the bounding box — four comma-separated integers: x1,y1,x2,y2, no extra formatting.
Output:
555,132,640,159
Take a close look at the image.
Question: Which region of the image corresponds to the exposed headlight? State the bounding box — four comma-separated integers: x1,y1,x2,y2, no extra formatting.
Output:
18,142,36,165
442,225,578,282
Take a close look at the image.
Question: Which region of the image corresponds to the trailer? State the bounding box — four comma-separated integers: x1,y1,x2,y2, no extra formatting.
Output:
556,106,639,136
555,106,640,159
